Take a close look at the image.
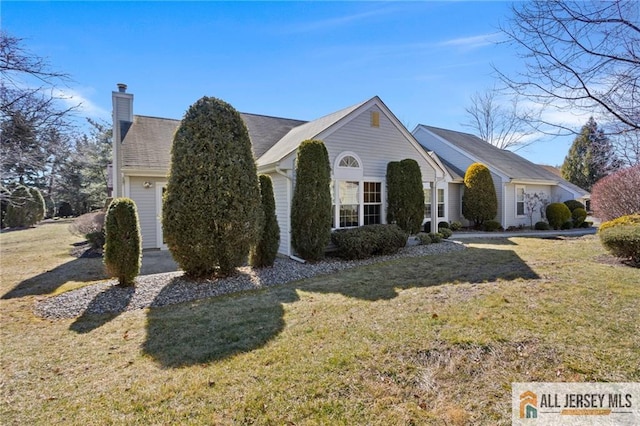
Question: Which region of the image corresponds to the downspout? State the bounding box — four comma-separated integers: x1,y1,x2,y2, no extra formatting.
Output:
275,165,301,261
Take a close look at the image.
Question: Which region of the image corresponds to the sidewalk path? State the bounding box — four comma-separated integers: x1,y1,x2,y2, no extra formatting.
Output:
450,227,597,240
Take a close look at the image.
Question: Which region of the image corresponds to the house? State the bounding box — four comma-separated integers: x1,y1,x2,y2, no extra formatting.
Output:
111,84,449,255
412,125,590,229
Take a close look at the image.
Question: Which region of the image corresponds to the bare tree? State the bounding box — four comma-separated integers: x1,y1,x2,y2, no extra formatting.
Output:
462,88,540,151
0,31,77,200
497,0,639,158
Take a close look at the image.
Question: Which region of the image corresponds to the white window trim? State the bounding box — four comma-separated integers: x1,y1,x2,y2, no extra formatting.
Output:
332,177,385,230
156,182,168,249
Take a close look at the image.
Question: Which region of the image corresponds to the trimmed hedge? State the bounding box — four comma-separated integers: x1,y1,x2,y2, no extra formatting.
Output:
386,159,424,234
291,140,332,261
331,224,407,260
449,221,462,231
417,232,432,245
462,163,497,227
104,198,141,286
598,215,640,264
162,96,262,277
428,232,443,243
439,227,453,239
250,175,280,268
546,202,572,230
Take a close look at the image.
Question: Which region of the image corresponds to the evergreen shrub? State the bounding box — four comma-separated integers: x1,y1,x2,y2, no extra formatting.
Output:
162,96,262,277
331,224,407,260
598,215,640,264
561,221,574,230
58,201,74,217
546,203,572,229
417,232,432,245
29,188,45,224
386,159,424,234
291,140,332,261
572,207,587,227
564,200,585,212
483,220,502,232
5,186,42,228
534,221,551,230
428,232,443,243
449,221,462,231
439,227,453,239
250,175,280,268
462,163,497,228
104,198,141,286
438,221,450,229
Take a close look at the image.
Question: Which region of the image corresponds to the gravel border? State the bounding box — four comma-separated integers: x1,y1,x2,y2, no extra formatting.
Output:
34,241,466,319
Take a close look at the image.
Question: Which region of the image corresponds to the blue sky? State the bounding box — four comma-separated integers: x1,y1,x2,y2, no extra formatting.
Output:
2,1,580,166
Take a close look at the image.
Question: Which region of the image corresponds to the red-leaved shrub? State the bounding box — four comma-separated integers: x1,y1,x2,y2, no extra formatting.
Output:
591,165,640,221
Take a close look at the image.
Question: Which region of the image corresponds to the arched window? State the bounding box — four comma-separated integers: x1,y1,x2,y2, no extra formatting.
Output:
338,155,359,168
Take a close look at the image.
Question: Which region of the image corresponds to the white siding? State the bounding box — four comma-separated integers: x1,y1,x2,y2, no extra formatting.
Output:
504,183,552,228
413,127,474,178
128,176,158,249
448,183,465,224
322,106,438,182
269,172,291,255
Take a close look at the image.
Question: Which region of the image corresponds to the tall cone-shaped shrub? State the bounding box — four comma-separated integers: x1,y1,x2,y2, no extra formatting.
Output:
291,139,332,261
462,162,497,228
250,175,280,267
104,198,141,286
162,96,262,278
28,187,46,224
386,159,424,234
5,185,42,228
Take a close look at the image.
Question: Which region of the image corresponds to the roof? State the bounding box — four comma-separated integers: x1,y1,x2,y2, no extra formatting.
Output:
120,113,307,171
417,125,589,196
256,99,369,167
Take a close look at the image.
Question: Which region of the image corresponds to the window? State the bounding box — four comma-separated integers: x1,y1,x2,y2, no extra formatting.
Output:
363,182,381,225
339,181,359,227
437,188,445,218
339,155,359,168
516,185,525,216
424,188,432,218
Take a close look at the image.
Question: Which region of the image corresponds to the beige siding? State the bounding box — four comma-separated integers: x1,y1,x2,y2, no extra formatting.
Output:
504,183,552,227
269,172,291,255
323,106,437,182
448,183,465,224
128,176,159,249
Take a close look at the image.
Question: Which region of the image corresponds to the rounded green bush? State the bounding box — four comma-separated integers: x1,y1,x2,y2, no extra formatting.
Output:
163,96,262,277
428,232,443,243
546,202,572,230
598,216,640,264
534,221,551,230
5,185,42,228
250,175,280,268
417,232,432,245
449,221,462,231
331,224,407,260
564,200,585,212
462,163,498,228
439,227,453,239
438,221,450,229
483,220,502,232
572,207,587,227
104,198,141,286
291,140,332,261
561,220,574,230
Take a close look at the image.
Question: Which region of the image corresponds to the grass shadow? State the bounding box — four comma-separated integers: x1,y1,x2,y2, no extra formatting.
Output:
69,285,135,334
301,246,539,301
1,255,107,300
143,284,299,367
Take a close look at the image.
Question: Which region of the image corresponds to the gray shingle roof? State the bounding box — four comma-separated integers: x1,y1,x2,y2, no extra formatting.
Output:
120,113,307,171
419,125,589,196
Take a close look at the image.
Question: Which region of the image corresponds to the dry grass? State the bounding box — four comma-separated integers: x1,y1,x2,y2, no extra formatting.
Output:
1,222,638,425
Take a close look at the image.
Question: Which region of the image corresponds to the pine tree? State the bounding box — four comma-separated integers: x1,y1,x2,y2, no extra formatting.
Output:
562,117,621,191
162,97,262,278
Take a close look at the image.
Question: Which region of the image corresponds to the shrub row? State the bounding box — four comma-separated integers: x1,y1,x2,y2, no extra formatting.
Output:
331,224,407,260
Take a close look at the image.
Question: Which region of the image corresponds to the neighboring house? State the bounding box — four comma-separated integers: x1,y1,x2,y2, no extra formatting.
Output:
412,125,590,229
111,84,449,255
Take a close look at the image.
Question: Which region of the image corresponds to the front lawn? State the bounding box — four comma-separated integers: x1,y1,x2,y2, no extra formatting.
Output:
1,221,638,425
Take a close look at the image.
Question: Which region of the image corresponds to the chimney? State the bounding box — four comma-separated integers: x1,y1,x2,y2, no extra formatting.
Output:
112,83,134,197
